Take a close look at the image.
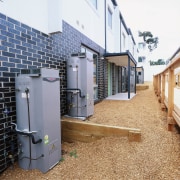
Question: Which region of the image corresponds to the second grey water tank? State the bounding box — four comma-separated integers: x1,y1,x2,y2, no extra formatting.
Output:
66,52,94,118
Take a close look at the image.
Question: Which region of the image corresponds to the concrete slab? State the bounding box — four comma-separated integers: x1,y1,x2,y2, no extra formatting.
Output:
106,93,136,100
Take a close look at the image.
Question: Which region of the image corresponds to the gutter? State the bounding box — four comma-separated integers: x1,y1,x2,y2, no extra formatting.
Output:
111,0,118,6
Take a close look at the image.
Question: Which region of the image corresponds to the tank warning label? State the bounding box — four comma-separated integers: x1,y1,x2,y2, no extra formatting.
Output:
49,143,58,155
44,135,49,144
21,93,30,98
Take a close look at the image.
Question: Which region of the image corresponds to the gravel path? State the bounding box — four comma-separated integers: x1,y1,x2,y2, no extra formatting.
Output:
1,82,180,179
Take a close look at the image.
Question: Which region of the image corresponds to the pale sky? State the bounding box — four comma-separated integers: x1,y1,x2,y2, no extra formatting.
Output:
117,0,180,61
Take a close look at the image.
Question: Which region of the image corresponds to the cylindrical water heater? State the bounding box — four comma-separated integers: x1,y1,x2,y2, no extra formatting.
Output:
15,68,61,173
66,52,94,118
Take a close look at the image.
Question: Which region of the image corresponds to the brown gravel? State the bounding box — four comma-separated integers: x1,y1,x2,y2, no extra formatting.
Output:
1,82,180,179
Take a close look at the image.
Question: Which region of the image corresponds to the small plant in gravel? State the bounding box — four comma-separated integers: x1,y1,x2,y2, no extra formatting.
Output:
69,149,78,158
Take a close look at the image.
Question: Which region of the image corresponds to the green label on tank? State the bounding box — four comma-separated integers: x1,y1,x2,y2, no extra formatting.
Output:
87,94,89,99
44,135,49,144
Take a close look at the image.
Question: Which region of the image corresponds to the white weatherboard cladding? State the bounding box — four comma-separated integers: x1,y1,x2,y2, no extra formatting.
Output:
0,0,62,34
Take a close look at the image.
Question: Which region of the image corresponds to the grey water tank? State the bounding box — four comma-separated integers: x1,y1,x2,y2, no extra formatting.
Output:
66,52,94,118
15,68,61,173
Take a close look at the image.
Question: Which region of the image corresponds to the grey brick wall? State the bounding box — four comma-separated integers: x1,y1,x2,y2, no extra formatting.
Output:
97,58,108,100
0,13,108,173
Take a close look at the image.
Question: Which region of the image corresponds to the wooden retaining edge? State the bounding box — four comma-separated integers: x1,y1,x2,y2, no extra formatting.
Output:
61,119,141,143
136,84,149,90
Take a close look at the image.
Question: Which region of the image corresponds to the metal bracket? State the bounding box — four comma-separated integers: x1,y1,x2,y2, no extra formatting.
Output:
11,123,37,134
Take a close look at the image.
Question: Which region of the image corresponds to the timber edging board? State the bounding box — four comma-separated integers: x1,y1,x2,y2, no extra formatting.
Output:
61,119,141,142
136,84,149,90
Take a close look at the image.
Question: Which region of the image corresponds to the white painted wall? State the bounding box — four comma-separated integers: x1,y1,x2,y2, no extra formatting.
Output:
62,0,105,48
120,24,128,52
128,35,132,54
0,0,62,34
62,0,135,54
48,0,62,33
113,6,120,53
106,0,117,52
143,63,166,81
174,88,180,108
133,43,138,61
0,0,137,57
128,34,136,56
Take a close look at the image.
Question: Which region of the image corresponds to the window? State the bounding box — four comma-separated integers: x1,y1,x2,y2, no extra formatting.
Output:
138,42,145,50
108,7,112,29
89,0,97,9
93,54,98,100
81,46,98,100
138,56,145,62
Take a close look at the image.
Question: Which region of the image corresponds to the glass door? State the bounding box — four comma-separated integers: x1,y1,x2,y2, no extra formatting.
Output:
121,67,126,92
